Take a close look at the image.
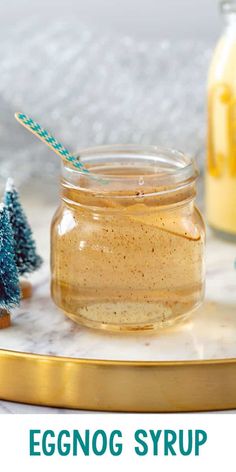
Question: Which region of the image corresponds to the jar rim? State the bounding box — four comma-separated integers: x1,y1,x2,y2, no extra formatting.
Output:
62,144,198,194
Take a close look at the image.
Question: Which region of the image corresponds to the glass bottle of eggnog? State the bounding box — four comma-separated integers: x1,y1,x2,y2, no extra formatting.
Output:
206,0,236,239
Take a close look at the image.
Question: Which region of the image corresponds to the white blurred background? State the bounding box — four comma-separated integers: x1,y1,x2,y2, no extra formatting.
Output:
2,0,221,39
0,0,222,198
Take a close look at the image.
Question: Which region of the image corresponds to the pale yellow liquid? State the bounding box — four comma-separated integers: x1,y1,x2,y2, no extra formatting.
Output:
51,175,205,332
207,30,236,236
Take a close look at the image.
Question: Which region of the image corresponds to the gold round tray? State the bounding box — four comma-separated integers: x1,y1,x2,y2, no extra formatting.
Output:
0,201,233,412
0,348,236,412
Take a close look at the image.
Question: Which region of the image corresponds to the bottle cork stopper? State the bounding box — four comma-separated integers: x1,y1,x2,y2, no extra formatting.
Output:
0,309,11,329
20,279,33,299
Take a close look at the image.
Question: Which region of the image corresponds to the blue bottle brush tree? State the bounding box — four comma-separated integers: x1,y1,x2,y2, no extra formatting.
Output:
0,203,20,310
4,178,43,276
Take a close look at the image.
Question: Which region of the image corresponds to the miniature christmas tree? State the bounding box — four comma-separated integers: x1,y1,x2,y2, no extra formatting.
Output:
0,203,20,328
4,178,43,298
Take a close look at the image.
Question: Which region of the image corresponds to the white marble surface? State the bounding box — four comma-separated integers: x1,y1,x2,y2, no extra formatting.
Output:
0,228,235,362
0,199,236,412
0,268,236,362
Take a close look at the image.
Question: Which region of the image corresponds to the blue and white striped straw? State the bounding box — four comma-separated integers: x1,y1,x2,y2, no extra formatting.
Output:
15,112,89,174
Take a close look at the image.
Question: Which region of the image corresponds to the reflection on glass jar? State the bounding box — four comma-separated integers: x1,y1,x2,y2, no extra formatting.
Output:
51,145,205,332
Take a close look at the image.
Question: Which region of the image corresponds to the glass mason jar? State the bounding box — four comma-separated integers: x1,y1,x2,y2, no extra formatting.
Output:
206,0,236,239
51,145,205,332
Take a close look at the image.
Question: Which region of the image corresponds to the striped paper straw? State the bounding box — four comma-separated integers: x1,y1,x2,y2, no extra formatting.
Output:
15,112,89,174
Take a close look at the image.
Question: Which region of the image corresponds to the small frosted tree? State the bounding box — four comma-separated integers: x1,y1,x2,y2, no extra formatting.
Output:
0,203,20,310
4,178,43,276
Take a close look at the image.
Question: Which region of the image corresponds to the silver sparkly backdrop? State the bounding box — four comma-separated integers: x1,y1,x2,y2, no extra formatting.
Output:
0,20,212,190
